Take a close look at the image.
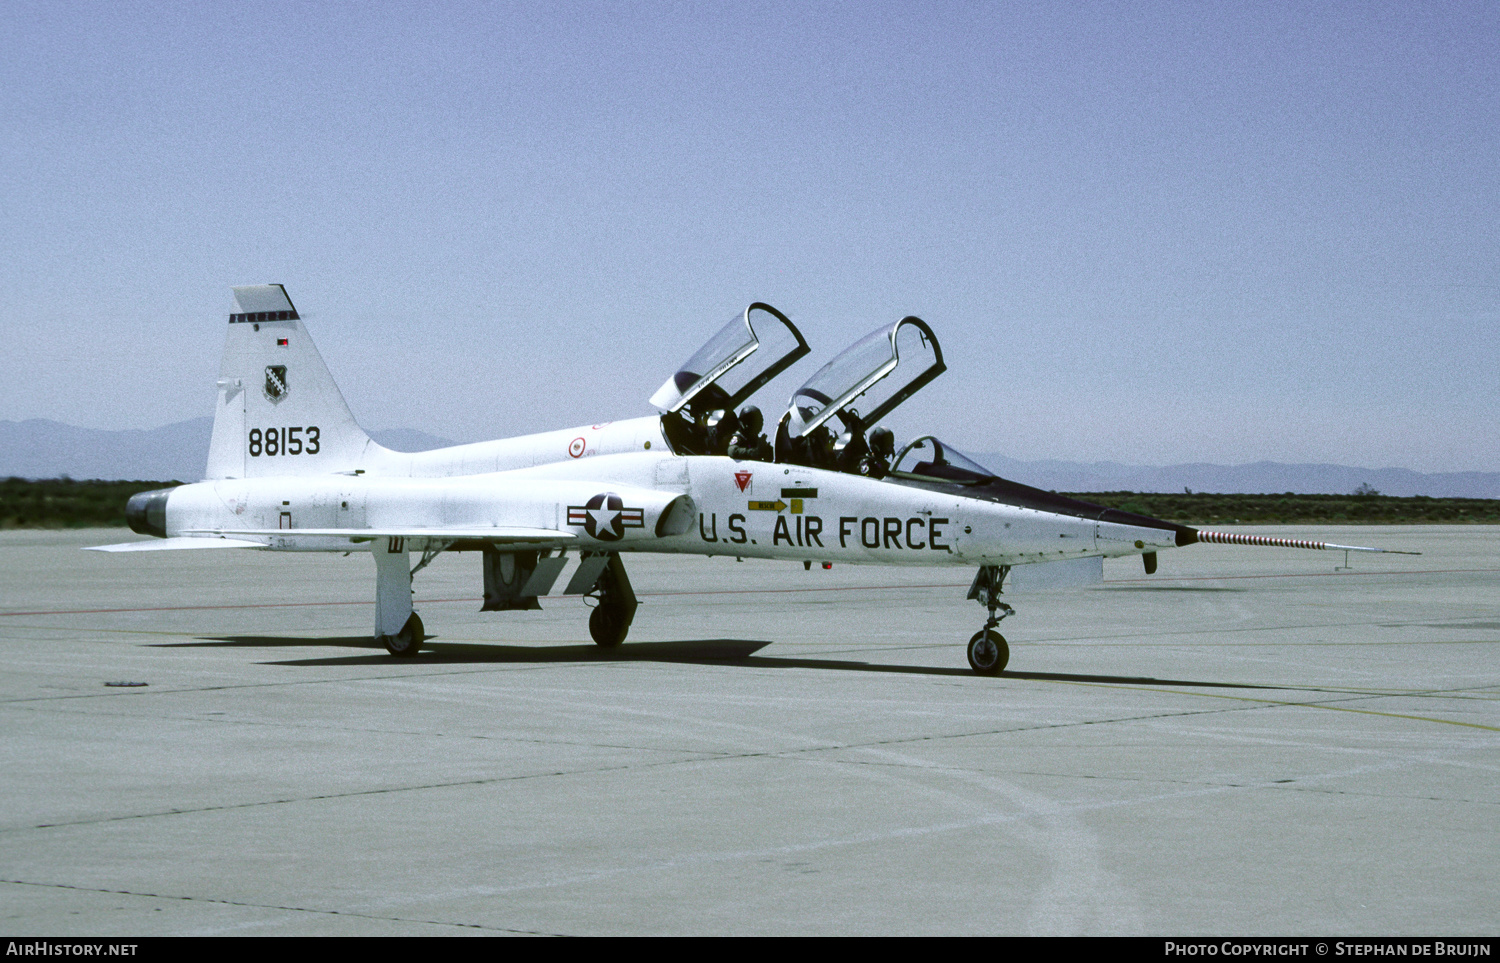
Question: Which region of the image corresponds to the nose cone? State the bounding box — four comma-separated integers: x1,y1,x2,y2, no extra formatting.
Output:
125,488,173,538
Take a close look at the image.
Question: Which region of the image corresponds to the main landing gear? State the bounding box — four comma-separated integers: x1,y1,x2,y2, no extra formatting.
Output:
373,542,641,659
585,553,638,648
384,612,425,658
965,565,1014,675
374,538,426,657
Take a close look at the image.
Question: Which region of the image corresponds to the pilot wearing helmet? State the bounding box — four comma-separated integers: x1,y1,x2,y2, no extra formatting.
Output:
727,405,773,462
705,408,739,456
836,428,868,474
861,426,894,479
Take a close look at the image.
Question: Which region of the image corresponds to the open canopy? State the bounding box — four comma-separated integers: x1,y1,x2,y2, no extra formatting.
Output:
784,316,945,439
649,303,809,415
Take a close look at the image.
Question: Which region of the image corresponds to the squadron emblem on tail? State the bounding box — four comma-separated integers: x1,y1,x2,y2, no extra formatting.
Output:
263,365,288,403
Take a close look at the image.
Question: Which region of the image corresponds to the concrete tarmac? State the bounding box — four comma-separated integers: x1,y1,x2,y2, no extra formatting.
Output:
1,526,1495,936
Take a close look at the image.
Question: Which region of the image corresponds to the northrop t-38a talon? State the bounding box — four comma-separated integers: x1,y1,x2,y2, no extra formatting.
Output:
90,285,1418,674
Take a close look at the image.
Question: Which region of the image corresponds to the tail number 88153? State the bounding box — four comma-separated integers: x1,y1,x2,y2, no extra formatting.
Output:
248,426,321,457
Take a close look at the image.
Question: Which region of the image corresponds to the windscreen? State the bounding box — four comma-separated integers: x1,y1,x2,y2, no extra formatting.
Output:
892,436,997,483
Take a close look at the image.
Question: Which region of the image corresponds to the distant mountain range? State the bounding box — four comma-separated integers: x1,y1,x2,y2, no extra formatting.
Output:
968,453,1500,499
0,418,456,483
3,418,1496,498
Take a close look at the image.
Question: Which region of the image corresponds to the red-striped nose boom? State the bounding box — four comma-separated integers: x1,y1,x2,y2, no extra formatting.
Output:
1193,530,1420,554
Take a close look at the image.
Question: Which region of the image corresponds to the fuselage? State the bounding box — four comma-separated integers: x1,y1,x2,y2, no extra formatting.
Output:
142,447,1182,568
355,416,668,477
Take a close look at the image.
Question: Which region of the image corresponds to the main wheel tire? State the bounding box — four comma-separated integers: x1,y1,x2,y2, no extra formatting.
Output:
589,604,628,647
383,612,425,658
967,628,1008,675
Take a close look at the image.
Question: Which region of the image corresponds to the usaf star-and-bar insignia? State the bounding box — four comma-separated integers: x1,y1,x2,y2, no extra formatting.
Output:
566,492,646,541
264,365,289,404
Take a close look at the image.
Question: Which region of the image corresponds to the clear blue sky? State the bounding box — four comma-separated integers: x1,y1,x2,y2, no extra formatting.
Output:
3,1,1496,472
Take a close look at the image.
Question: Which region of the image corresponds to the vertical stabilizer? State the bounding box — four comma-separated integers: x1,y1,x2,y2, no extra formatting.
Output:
204,285,374,479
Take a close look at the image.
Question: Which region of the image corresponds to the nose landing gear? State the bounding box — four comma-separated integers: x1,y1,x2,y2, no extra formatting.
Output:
965,565,1013,675
967,628,1008,675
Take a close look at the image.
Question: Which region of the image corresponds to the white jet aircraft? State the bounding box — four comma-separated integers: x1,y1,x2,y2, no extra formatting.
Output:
90,285,1416,674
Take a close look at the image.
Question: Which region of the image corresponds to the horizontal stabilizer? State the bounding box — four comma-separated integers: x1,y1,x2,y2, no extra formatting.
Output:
85,536,267,552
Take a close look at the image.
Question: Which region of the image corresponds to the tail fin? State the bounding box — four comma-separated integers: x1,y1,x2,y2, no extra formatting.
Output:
204,285,374,479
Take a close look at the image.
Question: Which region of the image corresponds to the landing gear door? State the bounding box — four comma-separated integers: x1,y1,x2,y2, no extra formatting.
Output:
785,316,945,439
649,303,809,416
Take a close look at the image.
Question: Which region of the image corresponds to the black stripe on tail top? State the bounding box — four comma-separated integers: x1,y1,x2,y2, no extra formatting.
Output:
230,310,300,323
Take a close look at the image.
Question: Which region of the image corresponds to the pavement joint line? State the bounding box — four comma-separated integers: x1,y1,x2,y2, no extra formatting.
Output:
10,752,775,833
1,703,1309,834
1102,568,1500,583
1042,679,1500,731
1017,628,1500,645
0,700,741,756
3,640,942,702
6,694,1488,837
824,755,1492,807
755,691,1500,761
3,566,1494,618
7,626,1493,650
0,658,650,705
265,756,1485,903
4,668,1492,758
0,878,564,936
2,652,1495,709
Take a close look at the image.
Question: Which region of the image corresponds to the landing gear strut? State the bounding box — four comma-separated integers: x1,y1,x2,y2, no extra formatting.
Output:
965,565,1013,675
375,538,426,657
585,553,637,648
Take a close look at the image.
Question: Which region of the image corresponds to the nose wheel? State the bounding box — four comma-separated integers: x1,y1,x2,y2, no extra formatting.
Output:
966,564,1014,675
967,628,1008,675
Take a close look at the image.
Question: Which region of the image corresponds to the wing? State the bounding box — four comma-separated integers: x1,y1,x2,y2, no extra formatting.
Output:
186,526,573,543
85,536,269,552
87,528,577,552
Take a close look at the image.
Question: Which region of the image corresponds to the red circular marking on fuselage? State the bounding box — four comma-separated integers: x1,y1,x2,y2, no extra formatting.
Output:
569,437,586,458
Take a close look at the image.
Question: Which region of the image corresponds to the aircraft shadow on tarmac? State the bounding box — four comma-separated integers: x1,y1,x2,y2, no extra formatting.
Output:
1098,585,1246,592
171,635,1279,689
